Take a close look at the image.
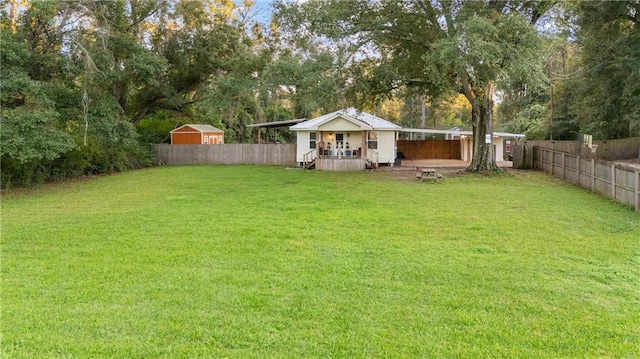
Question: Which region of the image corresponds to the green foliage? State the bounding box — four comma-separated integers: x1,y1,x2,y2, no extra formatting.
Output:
506,1,640,141
137,111,182,144
275,0,548,172
502,103,548,139
0,2,159,187
572,1,640,139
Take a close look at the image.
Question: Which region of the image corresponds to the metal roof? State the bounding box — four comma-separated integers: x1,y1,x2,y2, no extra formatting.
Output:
401,128,525,138
171,124,224,133
246,118,307,129
290,108,402,131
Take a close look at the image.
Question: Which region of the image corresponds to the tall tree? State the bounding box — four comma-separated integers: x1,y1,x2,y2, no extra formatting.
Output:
276,0,551,172
572,0,640,139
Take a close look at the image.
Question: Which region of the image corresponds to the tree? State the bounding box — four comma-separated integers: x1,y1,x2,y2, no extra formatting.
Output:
572,0,640,139
275,0,551,172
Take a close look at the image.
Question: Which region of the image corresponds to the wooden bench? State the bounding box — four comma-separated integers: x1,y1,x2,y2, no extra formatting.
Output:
416,167,443,181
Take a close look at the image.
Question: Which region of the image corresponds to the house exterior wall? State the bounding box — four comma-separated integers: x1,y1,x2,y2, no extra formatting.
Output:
296,131,314,162
460,136,505,161
295,130,396,163
375,131,397,164
493,137,505,160
318,117,362,132
205,133,224,144
461,137,472,162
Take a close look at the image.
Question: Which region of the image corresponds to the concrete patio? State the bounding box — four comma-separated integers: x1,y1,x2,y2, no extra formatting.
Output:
398,159,513,169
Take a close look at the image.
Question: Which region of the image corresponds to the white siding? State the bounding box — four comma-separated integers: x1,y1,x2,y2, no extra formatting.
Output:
296,131,313,162
318,118,362,132
459,136,506,162
375,131,397,164
493,137,505,160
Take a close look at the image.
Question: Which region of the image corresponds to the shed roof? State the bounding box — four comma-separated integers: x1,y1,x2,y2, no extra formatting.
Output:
290,108,401,131
172,124,224,133
246,118,307,129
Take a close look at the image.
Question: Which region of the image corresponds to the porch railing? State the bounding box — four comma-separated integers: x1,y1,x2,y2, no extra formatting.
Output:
366,149,379,168
303,148,317,167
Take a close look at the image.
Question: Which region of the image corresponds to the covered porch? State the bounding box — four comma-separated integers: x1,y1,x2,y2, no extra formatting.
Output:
292,108,401,171
301,129,378,171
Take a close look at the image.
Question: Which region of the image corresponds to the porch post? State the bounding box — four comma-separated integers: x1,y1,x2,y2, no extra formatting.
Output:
362,130,367,158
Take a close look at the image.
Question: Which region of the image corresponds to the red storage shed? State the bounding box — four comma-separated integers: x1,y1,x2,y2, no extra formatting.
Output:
171,124,224,145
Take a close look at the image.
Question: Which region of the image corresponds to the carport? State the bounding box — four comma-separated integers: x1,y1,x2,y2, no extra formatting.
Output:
399,128,525,163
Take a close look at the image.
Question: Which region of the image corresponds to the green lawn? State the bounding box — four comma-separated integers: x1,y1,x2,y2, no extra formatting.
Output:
2,166,639,358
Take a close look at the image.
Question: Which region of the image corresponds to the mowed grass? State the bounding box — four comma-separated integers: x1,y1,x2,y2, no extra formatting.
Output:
1,165,639,358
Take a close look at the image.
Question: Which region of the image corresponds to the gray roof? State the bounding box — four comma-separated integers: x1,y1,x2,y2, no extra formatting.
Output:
290,108,401,131
246,118,307,128
401,128,525,138
172,124,224,133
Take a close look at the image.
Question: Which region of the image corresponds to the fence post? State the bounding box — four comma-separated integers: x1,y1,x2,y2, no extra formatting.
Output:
577,155,581,185
550,149,554,175
610,163,616,200
634,171,640,211
591,159,595,192
561,152,565,180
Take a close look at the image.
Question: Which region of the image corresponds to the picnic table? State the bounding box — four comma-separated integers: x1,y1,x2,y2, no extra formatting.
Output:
416,167,443,181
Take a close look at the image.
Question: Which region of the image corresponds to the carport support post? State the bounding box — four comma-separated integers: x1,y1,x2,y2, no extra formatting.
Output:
361,130,367,159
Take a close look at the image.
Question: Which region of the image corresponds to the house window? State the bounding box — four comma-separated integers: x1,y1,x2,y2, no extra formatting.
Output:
309,132,316,149
368,132,378,149
335,133,344,148
204,135,209,144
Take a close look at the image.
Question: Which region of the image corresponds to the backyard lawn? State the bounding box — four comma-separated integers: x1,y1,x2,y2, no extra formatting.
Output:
2,166,639,358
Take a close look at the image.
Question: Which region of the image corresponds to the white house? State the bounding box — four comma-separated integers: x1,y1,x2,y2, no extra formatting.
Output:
290,108,401,170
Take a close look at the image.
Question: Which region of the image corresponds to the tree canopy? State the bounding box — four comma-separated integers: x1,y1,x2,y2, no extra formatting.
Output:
1,0,638,185
275,0,551,172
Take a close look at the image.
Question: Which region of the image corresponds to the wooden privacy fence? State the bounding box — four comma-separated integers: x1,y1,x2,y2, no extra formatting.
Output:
154,144,296,166
520,137,640,160
397,140,461,159
533,146,640,211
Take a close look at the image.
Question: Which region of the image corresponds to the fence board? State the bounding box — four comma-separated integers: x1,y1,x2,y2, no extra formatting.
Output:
397,140,461,159
154,144,296,166
519,137,640,161
533,146,639,211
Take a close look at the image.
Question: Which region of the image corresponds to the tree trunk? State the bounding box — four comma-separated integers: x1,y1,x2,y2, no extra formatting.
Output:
466,85,500,173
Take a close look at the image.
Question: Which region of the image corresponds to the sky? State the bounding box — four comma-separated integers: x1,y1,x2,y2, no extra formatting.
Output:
250,0,275,24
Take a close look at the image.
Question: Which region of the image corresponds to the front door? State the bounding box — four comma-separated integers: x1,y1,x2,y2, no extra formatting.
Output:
335,133,344,156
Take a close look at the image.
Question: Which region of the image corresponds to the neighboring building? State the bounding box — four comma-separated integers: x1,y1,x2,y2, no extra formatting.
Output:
171,124,224,145
290,108,401,170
